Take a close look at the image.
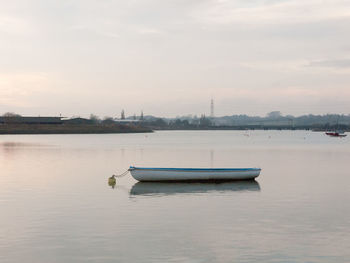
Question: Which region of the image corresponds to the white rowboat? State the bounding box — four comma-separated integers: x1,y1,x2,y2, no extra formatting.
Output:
129,166,261,182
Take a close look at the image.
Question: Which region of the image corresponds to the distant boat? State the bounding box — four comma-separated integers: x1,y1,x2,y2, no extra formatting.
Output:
325,116,347,137
325,131,347,137
129,166,261,182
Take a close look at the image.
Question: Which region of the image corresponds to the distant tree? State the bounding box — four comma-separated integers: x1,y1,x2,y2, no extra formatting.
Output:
102,116,114,124
140,110,144,121
174,119,182,126
153,118,167,127
3,112,21,117
267,111,282,119
199,114,212,127
171,119,191,128
89,114,100,124
2,112,21,124
190,115,199,125
182,119,190,126
133,114,136,120
121,110,125,120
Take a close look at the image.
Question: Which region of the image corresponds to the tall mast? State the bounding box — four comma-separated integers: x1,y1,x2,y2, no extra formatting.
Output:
210,98,214,118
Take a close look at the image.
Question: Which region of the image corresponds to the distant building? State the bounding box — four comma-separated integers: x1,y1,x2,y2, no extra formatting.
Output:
0,116,63,125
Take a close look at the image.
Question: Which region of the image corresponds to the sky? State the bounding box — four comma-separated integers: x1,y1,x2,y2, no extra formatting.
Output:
1,0,350,118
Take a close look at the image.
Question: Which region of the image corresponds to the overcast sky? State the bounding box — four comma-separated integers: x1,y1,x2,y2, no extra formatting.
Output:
1,0,350,118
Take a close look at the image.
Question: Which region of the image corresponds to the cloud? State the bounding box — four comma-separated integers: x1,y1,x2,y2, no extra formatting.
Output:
220,85,350,99
242,58,350,74
68,24,120,39
138,27,163,35
309,59,350,69
241,60,307,73
191,0,350,26
0,15,34,35
0,72,51,107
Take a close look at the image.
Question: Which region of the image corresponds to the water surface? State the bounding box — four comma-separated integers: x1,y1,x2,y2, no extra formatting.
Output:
0,131,349,262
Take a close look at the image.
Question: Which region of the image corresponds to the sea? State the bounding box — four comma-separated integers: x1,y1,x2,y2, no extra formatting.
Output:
0,130,349,263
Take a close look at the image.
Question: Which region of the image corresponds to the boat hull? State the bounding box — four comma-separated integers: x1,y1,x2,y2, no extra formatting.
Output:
326,132,347,137
129,167,261,182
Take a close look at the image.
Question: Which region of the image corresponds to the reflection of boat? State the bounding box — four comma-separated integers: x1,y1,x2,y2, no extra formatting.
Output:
130,180,260,196
325,131,347,137
129,166,261,182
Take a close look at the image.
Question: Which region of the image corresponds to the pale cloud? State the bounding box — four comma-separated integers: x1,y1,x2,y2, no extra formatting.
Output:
309,59,350,69
242,59,350,74
0,15,34,35
68,24,120,39
272,86,350,98
219,85,350,99
138,27,163,35
0,72,51,107
241,60,307,73
191,0,350,26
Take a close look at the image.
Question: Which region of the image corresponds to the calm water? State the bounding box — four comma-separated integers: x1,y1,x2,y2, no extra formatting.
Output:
0,130,349,263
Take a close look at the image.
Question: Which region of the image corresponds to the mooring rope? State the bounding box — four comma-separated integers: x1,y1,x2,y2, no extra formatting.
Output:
112,168,132,178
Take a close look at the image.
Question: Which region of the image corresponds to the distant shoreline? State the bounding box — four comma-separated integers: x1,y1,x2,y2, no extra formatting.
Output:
154,126,350,132
0,124,153,135
0,124,348,135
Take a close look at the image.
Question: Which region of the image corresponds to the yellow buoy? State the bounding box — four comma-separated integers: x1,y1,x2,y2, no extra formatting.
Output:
108,175,116,188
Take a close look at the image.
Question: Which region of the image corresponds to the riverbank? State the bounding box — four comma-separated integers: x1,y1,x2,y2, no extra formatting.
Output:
0,124,153,134
153,126,350,131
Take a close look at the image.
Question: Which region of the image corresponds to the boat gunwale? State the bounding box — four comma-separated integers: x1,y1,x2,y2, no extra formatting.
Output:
130,166,261,172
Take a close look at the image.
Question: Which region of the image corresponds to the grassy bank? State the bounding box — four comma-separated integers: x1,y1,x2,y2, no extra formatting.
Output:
0,124,153,134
